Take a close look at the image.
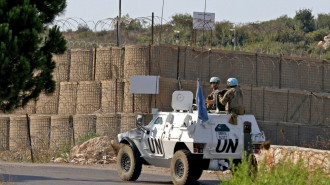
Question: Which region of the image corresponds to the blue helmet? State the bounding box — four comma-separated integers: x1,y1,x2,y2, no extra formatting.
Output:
210,77,220,83
227,78,238,86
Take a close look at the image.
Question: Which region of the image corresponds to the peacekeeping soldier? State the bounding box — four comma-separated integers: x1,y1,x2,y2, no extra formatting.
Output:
205,77,226,111
219,78,245,125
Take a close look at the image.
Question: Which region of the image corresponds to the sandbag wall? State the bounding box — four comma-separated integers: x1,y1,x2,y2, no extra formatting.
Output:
0,44,329,152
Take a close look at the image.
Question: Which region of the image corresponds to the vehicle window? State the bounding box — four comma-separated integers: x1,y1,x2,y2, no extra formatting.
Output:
154,117,163,125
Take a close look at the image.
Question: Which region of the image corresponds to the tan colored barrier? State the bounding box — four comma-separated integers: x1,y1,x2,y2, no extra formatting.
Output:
120,113,153,133
76,81,101,114
251,87,264,120
30,115,51,150
181,47,209,82
150,44,178,79
13,100,36,115
53,51,70,82
0,116,9,150
73,114,96,143
151,78,178,111
323,94,330,124
287,90,310,124
36,84,60,114
257,54,280,88
96,114,120,140
297,59,323,91
101,80,124,113
310,92,326,125
264,88,288,122
324,61,330,92
123,79,151,113
241,85,252,114
9,116,28,151
70,49,93,81
50,115,72,150
124,45,150,79
58,82,78,115
95,47,124,80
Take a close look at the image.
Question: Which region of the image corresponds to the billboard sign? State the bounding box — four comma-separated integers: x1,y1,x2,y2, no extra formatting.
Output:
193,12,215,30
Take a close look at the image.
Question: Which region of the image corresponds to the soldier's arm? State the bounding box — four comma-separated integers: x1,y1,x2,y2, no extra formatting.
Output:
219,90,232,105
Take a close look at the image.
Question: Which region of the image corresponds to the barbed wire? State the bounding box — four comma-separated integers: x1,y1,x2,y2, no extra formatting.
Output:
50,17,329,60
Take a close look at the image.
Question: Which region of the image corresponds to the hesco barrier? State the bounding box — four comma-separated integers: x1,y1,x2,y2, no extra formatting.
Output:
58,82,78,115
76,81,101,114
70,49,94,81
120,113,153,133
73,114,96,142
258,121,330,148
9,116,28,151
13,100,36,115
50,115,72,150
256,54,280,87
50,45,330,92
123,79,151,113
30,115,51,150
96,114,120,140
124,45,150,79
53,51,70,82
0,116,9,150
101,80,124,113
36,84,60,114
150,45,178,79
95,47,124,80
151,78,178,112
240,85,330,125
281,56,323,91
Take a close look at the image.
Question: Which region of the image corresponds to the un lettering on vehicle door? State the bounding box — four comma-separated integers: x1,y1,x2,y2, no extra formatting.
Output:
215,124,239,153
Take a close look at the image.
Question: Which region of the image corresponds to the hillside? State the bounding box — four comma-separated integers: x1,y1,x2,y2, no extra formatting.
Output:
59,9,330,60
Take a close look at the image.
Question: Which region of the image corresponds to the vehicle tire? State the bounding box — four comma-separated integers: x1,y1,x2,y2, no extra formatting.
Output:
117,144,142,181
170,150,195,185
191,157,203,181
191,167,203,181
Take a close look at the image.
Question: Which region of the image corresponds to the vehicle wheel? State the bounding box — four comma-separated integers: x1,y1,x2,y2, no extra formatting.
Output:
117,144,142,181
170,150,195,185
191,167,203,181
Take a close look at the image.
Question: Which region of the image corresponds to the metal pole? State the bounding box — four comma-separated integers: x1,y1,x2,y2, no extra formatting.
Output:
234,25,236,51
152,12,154,44
26,114,34,163
117,0,121,46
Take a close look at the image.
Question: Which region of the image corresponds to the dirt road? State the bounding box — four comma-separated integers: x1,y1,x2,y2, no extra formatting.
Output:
0,162,222,185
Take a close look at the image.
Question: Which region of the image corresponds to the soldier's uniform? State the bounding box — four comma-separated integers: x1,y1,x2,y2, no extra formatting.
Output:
207,89,226,111
220,86,245,125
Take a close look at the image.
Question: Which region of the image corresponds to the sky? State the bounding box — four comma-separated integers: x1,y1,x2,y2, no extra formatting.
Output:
58,0,329,26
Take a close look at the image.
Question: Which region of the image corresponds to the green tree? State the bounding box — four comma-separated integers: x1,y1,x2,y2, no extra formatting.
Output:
316,13,330,30
294,9,315,33
0,0,67,112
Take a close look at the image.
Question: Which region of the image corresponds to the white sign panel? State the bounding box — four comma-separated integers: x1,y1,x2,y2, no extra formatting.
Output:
193,12,215,30
130,76,159,94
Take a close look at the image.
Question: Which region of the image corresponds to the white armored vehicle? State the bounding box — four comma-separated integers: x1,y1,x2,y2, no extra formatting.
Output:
117,91,266,185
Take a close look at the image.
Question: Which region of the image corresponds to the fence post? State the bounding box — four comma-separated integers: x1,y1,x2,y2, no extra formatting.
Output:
70,115,75,146
262,87,265,121
93,47,97,80
279,54,282,89
255,53,258,86
286,90,289,122
321,60,325,91
26,114,34,163
152,12,154,45
177,46,180,79
67,49,71,82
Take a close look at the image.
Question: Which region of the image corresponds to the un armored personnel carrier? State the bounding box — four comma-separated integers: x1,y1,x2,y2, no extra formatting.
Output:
117,91,266,185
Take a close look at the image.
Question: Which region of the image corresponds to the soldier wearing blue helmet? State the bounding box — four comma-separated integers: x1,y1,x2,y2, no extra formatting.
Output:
219,78,245,125
205,77,226,111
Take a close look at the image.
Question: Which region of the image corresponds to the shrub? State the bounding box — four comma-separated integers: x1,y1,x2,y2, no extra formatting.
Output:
221,153,330,185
